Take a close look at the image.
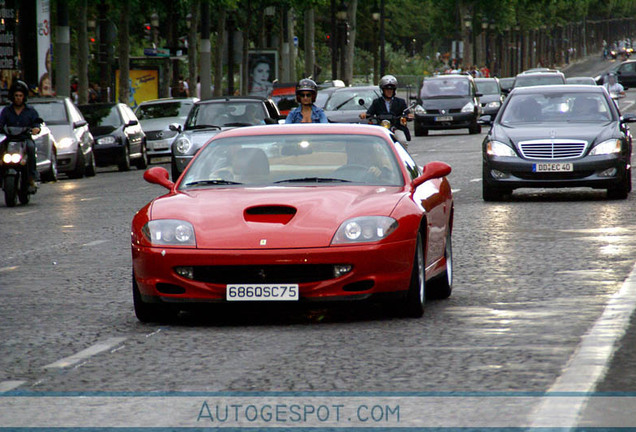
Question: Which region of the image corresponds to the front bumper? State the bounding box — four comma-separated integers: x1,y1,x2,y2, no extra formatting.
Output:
56,147,79,173
415,112,478,130
147,137,174,161
483,153,630,190
94,142,125,166
173,155,193,173
132,239,415,304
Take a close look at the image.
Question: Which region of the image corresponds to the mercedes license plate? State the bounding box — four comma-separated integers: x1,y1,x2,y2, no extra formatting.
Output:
532,162,573,173
435,116,453,122
226,284,299,301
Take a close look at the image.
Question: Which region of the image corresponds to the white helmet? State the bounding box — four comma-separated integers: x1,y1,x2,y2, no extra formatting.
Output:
379,75,398,91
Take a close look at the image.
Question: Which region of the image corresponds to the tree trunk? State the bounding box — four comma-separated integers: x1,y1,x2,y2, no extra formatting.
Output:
77,0,89,104
214,8,226,96
118,3,130,104
344,0,357,86
188,0,200,94
304,8,315,80
241,0,252,95
200,0,212,99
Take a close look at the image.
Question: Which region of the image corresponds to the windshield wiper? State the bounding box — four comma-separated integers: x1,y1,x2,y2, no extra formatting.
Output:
334,96,356,110
185,179,243,186
189,124,221,130
274,177,351,183
222,122,254,127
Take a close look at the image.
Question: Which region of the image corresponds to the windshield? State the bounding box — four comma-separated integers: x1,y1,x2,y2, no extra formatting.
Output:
179,133,404,188
185,102,267,128
420,79,470,98
135,101,193,120
324,89,380,111
500,92,613,124
476,81,500,95
514,75,565,88
30,102,68,125
79,105,121,127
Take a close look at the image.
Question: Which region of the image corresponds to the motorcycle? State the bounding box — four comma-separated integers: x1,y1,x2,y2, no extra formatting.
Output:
360,100,415,149
0,126,36,207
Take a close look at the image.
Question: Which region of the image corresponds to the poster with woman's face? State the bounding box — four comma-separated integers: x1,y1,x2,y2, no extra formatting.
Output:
248,51,277,98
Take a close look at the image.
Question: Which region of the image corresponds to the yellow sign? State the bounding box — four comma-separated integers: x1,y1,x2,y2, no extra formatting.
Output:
115,69,159,108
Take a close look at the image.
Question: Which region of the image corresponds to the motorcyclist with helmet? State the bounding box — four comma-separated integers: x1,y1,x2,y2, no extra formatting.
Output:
0,80,42,191
360,74,413,143
285,78,328,123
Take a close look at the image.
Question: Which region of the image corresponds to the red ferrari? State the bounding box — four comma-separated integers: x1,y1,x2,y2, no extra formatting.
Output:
131,124,454,322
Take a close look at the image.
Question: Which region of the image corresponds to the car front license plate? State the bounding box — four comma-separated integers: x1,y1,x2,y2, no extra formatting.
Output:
435,116,453,122
532,162,574,173
226,284,299,301
152,156,171,164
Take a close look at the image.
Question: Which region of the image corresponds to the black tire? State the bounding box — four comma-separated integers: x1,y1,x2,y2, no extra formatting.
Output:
414,121,428,137
135,143,149,170
41,151,58,183
171,158,181,181
3,175,17,207
404,232,426,318
132,273,176,323
482,178,508,201
118,145,131,172
85,150,97,177
607,176,630,199
426,230,453,299
68,148,86,179
469,122,481,134
18,173,30,205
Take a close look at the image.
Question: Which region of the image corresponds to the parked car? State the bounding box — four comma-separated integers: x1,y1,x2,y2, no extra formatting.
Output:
29,97,96,179
413,74,482,136
474,77,504,124
595,60,636,89
134,97,198,164
0,122,58,182
132,123,454,322
78,103,147,171
566,76,597,86
512,70,566,88
170,96,281,180
482,85,635,201
322,86,382,123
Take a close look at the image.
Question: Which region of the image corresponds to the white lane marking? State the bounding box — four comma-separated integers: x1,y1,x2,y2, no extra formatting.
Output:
621,100,635,112
82,240,109,247
530,260,636,427
43,337,127,369
451,189,461,194
79,197,100,202
14,210,37,216
0,380,26,392
470,178,482,183
0,266,19,273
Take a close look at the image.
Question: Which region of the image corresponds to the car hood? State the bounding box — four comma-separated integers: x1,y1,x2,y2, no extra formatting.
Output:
149,186,405,249
479,94,501,104
47,124,75,141
139,117,183,131
421,97,472,110
179,128,232,153
325,110,365,123
492,122,617,147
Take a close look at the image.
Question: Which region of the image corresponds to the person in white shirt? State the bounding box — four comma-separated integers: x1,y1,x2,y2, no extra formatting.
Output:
604,73,625,98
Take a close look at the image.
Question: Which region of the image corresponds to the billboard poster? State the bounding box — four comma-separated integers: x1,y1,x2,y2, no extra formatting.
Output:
248,50,277,98
36,0,52,95
0,0,18,101
115,69,159,108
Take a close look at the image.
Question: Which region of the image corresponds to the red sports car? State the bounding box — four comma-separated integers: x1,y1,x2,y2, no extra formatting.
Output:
131,124,454,322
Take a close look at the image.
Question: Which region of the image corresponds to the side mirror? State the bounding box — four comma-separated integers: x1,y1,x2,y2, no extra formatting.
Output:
475,92,483,98
127,119,139,126
358,98,366,106
411,161,452,190
169,123,182,132
622,113,636,122
143,166,174,190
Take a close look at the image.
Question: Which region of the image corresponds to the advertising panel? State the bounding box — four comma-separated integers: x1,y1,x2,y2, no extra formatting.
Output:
115,69,159,108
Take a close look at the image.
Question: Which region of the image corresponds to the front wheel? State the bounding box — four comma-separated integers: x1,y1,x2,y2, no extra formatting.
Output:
85,150,97,177
68,147,86,179
18,172,30,205
41,151,58,182
171,158,181,181
134,143,149,170
468,122,481,134
414,121,428,136
403,232,426,318
3,175,17,207
118,145,131,172
132,273,176,323
426,230,453,299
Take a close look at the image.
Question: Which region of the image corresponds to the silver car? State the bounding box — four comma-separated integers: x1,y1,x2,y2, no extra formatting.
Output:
30,97,96,179
134,97,197,164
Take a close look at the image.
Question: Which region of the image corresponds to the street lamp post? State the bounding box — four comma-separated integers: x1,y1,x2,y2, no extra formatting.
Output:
336,1,348,82
150,12,159,48
379,0,385,77
481,17,488,68
463,13,472,69
372,2,380,84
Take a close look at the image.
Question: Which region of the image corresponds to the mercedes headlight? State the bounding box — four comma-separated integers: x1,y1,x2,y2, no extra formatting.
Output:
486,140,517,157
56,137,75,149
461,102,475,113
141,219,196,246
414,105,427,115
97,136,116,145
590,139,622,155
332,216,398,244
174,137,192,155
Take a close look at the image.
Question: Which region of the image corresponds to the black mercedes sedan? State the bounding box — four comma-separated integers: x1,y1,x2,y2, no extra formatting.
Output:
482,85,636,200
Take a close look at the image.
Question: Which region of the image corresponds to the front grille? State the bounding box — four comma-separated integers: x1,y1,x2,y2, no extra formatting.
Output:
426,109,461,115
192,265,337,284
145,130,177,141
519,139,587,160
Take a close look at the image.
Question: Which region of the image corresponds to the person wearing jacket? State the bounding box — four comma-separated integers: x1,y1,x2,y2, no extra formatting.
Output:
360,74,412,142
285,79,328,124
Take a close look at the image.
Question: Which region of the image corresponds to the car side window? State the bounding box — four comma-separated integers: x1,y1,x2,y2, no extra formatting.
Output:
393,138,420,181
620,63,636,73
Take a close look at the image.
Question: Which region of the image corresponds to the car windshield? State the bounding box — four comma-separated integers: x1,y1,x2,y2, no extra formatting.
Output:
421,79,470,98
31,102,68,125
499,79,514,90
179,133,404,188
324,89,380,111
185,102,267,128
500,92,613,124
566,77,596,85
135,101,193,120
514,75,565,87
80,105,122,127
476,81,500,95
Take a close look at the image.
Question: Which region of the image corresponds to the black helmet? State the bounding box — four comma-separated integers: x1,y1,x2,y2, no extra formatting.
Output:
379,74,398,91
296,78,318,102
8,80,29,103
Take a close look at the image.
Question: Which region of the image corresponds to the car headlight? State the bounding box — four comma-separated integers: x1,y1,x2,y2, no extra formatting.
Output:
174,137,192,155
487,101,501,108
331,216,398,244
97,136,116,145
56,137,75,149
461,102,475,113
590,139,622,155
486,140,517,157
141,219,196,246
414,105,427,115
